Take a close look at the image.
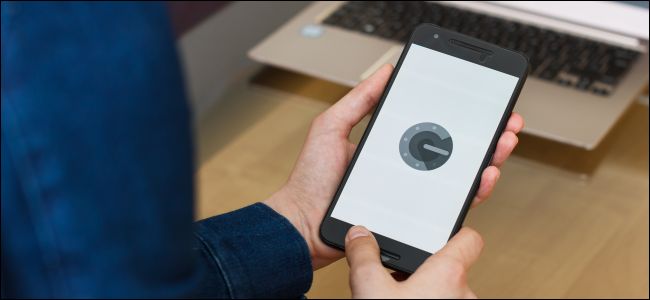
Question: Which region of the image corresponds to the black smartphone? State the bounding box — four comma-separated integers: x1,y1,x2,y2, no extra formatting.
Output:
320,24,529,273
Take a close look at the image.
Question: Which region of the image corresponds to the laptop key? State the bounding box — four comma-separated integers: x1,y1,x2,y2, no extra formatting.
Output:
322,1,640,95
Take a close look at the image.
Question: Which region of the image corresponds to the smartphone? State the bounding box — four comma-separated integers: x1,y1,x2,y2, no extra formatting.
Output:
320,24,529,273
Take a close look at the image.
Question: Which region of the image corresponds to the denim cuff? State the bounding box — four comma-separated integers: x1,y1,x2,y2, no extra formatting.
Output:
194,203,313,298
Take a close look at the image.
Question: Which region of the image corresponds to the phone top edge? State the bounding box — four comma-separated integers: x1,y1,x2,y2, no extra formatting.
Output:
412,23,530,78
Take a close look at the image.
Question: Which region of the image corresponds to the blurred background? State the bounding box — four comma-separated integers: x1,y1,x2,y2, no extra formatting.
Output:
170,1,648,298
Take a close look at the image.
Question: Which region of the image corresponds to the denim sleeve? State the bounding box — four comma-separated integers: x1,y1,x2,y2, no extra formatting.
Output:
193,203,313,298
1,2,312,298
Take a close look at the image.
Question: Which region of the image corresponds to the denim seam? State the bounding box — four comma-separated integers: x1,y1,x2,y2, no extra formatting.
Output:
193,229,234,298
2,98,70,296
254,203,313,293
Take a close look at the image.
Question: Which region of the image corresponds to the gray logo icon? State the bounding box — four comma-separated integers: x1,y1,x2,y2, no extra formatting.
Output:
399,122,453,171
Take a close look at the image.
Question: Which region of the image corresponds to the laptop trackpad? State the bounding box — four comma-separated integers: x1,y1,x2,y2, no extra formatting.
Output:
361,45,404,80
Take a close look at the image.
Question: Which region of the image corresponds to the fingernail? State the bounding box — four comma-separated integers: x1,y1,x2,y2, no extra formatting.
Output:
346,226,369,242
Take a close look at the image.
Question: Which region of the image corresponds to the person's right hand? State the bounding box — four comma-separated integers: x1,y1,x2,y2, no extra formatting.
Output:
345,225,483,299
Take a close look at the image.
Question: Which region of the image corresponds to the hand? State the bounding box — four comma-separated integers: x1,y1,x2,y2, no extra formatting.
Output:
345,225,483,298
264,64,524,270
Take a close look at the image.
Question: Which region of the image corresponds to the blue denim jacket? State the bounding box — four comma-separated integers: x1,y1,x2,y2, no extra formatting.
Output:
1,2,312,298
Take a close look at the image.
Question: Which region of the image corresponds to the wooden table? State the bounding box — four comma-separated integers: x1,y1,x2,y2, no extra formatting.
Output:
195,67,649,298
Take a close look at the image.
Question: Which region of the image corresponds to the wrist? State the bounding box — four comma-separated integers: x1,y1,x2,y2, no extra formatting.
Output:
264,186,343,269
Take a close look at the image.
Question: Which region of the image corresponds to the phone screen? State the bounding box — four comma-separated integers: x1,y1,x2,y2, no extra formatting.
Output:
331,43,520,253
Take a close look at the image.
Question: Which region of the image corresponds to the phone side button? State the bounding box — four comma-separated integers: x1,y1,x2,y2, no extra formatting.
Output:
380,251,401,262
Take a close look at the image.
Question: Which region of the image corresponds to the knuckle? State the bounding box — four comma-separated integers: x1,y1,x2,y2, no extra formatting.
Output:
499,132,510,145
512,133,519,146
466,228,484,251
506,131,518,146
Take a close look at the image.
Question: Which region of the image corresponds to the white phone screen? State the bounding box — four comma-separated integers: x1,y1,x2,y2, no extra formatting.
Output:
331,44,519,253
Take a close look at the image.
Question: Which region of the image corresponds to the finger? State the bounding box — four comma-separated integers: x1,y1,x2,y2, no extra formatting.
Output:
491,131,518,167
324,64,393,132
425,227,484,271
505,112,524,134
345,226,390,282
471,166,500,208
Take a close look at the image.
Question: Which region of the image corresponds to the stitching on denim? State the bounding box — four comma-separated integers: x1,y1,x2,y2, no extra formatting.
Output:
254,203,314,294
193,229,234,298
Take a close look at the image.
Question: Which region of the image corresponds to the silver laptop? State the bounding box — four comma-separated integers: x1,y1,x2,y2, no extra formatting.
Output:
249,1,649,150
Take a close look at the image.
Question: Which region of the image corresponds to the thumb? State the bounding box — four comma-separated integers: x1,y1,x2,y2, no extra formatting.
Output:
345,226,391,283
324,64,393,133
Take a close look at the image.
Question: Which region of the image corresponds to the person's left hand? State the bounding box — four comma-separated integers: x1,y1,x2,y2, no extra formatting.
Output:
264,64,524,270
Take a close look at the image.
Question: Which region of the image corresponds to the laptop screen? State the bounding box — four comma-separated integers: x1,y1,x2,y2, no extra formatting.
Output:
492,1,649,40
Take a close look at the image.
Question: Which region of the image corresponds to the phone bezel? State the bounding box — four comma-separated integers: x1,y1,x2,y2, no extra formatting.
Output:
320,23,530,273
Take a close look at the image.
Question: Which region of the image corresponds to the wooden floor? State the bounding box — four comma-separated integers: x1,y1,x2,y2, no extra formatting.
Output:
195,67,649,298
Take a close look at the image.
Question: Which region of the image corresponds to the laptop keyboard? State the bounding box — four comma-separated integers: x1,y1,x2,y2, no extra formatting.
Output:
322,1,641,96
